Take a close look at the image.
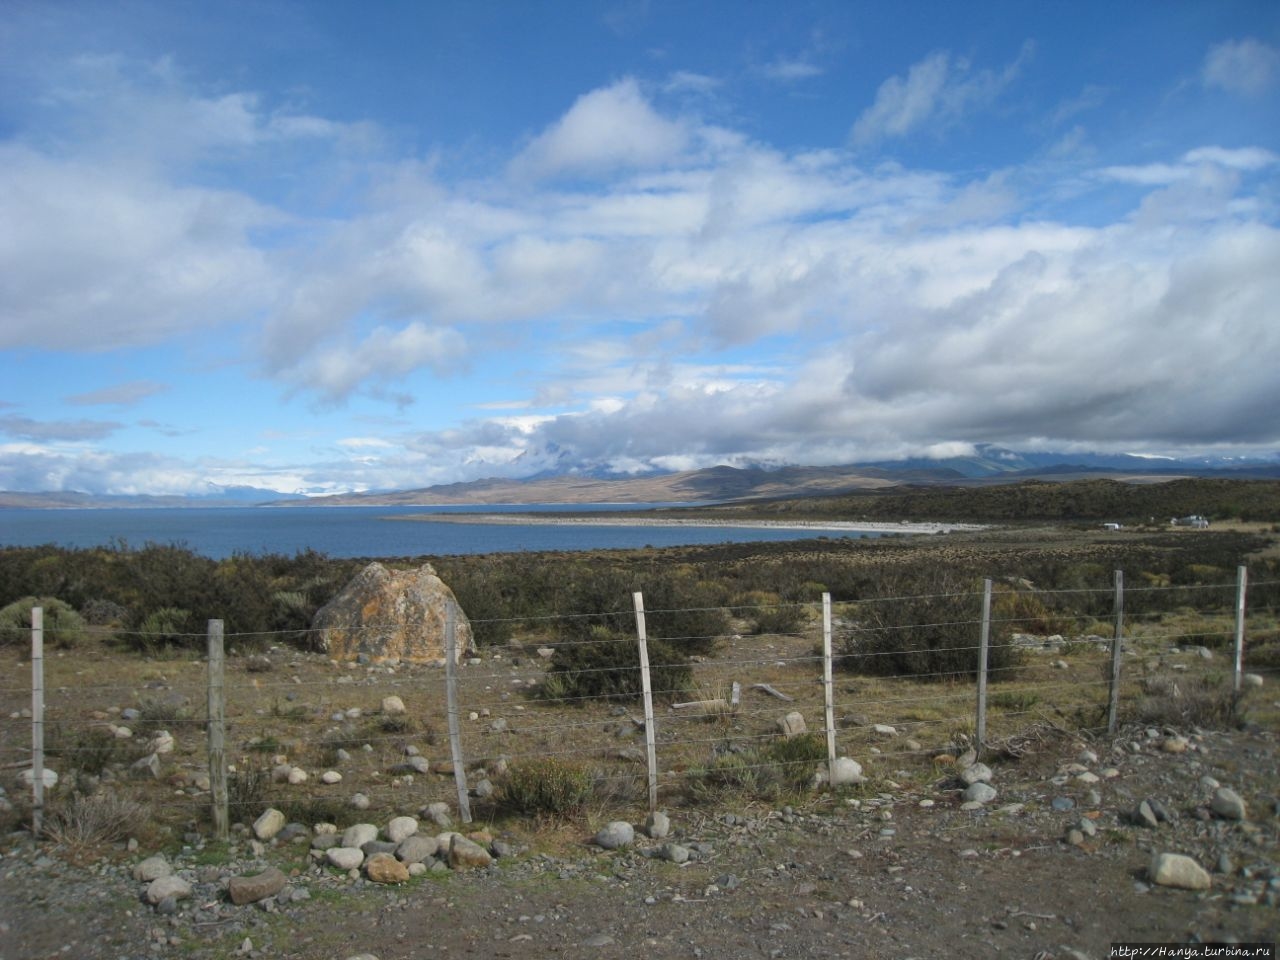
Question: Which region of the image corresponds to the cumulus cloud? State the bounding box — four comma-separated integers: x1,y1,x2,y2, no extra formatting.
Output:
511,78,689,179
1202,38,1279,96
851,42,1033,148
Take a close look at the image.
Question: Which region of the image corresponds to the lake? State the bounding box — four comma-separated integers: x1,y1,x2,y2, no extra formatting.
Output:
0,505,888,560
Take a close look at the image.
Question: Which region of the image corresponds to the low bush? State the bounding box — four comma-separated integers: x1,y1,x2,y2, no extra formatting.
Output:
0,596,87,649
498,757,593,817
688,732,829,802
48,727,139,778
43,789,147,847
534,627,693,703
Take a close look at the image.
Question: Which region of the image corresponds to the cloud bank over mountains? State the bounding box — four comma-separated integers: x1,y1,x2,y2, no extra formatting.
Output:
1,11,1278,496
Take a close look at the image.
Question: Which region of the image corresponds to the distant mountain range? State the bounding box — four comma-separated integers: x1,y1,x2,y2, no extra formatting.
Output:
2,446,1277,509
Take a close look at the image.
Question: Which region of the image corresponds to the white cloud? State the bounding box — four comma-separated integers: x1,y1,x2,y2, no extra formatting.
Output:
65,380,170,407
1202,38,1279,96
760,57,823,82
851,43,1033,148
511,78,689,179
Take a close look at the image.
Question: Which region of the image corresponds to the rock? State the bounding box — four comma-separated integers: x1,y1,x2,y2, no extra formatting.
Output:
228,867,287,906
963,782,997,804
395,835,439,864
1242,673,1264,688
386,816,419,843
321,770,342,784
594,821,635,850
342,823,379,849
959,763,993,786
644,811,671,840
1161,736,1189,754
871,724,897,737
325,847,365,871
422,802,452,829
448,834,492,869
777,712,807,737
1149,853,1211,890
1051,797,1075,813
132,855,172,882
148,731,175,754
350,793,371,810
365,852,410,884
287,766,308,785
1132,800,1160,829
18,767,58,790
253,808,287,841
827,757,865,786
130,753,161,779
382,695,406,715
1210,787,1247,820
658,843,690,864
145,875,192,905
313,562,474,664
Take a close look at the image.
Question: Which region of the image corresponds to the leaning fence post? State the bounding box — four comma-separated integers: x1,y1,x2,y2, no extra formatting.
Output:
1107,570,1124,735
976,579,992,752
821,593,837,781
1233,565,1248,693
206,620,228,842
445,602,472,824
31,606,45,838
633,592,658,814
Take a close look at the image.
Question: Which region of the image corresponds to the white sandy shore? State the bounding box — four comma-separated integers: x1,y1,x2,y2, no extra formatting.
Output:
392,513,983,535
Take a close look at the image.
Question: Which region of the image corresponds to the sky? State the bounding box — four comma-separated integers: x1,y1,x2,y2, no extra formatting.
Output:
2,0,1279,497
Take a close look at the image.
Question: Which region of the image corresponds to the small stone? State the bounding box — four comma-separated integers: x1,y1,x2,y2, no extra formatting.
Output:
321,770,342,784
1242,673,1264,688
778,712,807,737
594,821,635,850
228,867,287,906
1051,797,1075,813
252,808,286,841
659,843,690,864
645,811,671,840
385,816,419,843
827,757,865,786
145,875,192,905
132,855,172,882
422,801,452,829
366,852,410,884
448,835,492,869
871,723,897,737
350,793,371,810
381,695,406,715
1149,853,1211,890
1210,787,1247,821
959,763,993,786
325,847,364,871
1161,737,1189,754
1132,800,1160,829
963,782,997,805
287,766,308,785
342,823,379,848
396,835,439,864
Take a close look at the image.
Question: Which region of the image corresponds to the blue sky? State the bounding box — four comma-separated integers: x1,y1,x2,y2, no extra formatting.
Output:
2,1,1278,496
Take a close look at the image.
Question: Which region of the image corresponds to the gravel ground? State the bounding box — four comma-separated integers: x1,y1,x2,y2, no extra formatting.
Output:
2,721,1277,960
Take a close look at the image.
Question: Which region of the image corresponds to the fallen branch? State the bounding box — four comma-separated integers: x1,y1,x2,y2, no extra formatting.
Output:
751,683,794,702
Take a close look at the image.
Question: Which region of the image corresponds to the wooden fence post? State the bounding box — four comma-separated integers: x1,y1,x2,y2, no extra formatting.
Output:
206,620,228,842
976,579,992,752
633,592,658,814
445,602,472,824
1107,570,1124,735
1233,565,1248,693
31,606,45,838
821,594,837,780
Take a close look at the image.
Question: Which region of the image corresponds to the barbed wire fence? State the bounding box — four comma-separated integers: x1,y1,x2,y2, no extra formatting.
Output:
2,566,1275,841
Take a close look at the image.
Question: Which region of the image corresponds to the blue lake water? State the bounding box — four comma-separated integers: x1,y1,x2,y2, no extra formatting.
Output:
0,505,883,560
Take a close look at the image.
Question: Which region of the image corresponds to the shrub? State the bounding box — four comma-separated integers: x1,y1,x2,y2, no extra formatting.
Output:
43,789,148,847
129,606,195,652
0,596,87,649
688,732,829,802
841,572,1021,681
535,627,693,703
226,764,271,823
48,727,139,778
498,757,593,817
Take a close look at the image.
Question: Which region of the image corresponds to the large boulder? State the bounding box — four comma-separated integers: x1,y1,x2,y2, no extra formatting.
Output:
313,563,474,664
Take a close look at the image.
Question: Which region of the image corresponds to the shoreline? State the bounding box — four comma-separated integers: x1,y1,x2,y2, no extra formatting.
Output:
388,513,984,535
